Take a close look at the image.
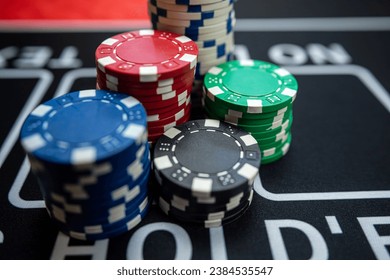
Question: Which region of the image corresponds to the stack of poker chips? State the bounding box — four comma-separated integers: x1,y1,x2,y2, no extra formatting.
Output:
95,29,198,143
153,119,260,228
20,90,151,240
148,0,236,82
203,60,298,164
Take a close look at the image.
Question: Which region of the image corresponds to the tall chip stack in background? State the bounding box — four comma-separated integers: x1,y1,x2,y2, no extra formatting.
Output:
148,0,236,86
95,29,198,143
20,90,151,240
153,119,261,227
203,60,298,164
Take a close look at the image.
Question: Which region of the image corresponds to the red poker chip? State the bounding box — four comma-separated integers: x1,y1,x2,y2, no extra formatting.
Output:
140,87,191,110
97,75,194,97
146,95,191,118
96,67,195,88
148,106,191,127
97,80,192,102
148,111,191,136
95,29,198,82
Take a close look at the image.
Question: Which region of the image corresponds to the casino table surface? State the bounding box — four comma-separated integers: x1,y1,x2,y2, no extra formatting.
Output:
0,0,389,260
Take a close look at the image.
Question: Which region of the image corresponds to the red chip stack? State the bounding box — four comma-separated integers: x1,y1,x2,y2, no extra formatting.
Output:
95,29,198,143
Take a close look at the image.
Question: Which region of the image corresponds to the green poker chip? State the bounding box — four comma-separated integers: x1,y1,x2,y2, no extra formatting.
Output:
204,104,292,127
261,133,292,164
259,131,290,150
202,59,298,165
204,60,298,114
249,116,292,140
260,132,291,158
236,112,291,133
202,93,293,120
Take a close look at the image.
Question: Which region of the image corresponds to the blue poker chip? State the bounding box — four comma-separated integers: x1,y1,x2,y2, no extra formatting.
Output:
47,181,150,228
45,164,151,218
35,143,151,199
20,89,151,240
21,89,147,166
149,0,234,13
148,0,237,83
54,197,151,241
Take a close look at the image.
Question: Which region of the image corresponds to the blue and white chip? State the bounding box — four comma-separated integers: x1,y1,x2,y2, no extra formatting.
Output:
148,0,237,80
20,89,151,240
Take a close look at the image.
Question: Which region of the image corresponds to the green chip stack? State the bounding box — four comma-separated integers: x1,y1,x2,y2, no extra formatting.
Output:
202,59,298,164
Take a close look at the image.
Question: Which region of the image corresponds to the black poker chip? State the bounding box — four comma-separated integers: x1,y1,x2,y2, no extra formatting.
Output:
153,119,261,227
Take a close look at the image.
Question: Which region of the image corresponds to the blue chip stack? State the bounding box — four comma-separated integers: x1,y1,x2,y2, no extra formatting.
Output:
20,89,151,240
148,0,236,81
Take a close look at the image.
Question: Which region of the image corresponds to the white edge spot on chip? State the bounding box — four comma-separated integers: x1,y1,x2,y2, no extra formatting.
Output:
71,147,97,165
102,38,118,46
237,163,259,182
204,119,220,128
205,219,221,228
180,54,197,69
278,107,288,114
84,225,103,234
122,123,145,140
22,133,47,152
127,160,143,181
240,59,254,66
246,99,262,114
110,185,128,200
98,56,116,67
172,195,189,206
140,66,158,76
208,86,224,97
159,197,170,214
125,186,141,203
31,104,52,117
171,200,186,211
176,35,191,43
282,143,290,155
70,231,86,240
139,197,148,211
147,114,159,122
274,68,291,77
192,177,213,195
120,96,139,108
224,115,238,125
263,148,276,157
227,109,242,118
127,215,142,230
139,29,155,36
106,74,118,84
208,66,223,75
208,211,225,220
79,89,96,98
281,88,297,97
240,134,258,147
164,127,181,139
158,78,173,87
154,155,173,170
196,196,216,204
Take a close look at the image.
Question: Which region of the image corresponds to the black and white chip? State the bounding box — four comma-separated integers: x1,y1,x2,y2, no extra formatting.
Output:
153,119,261,227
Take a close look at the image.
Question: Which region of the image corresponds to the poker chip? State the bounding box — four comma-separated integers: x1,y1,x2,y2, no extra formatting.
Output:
95,29,198,142
20,89,151,240
148,0,237,81
153,119,260,227
203,60,298,164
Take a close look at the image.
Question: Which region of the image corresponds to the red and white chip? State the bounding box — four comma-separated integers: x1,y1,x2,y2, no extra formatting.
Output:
95,29,198,82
